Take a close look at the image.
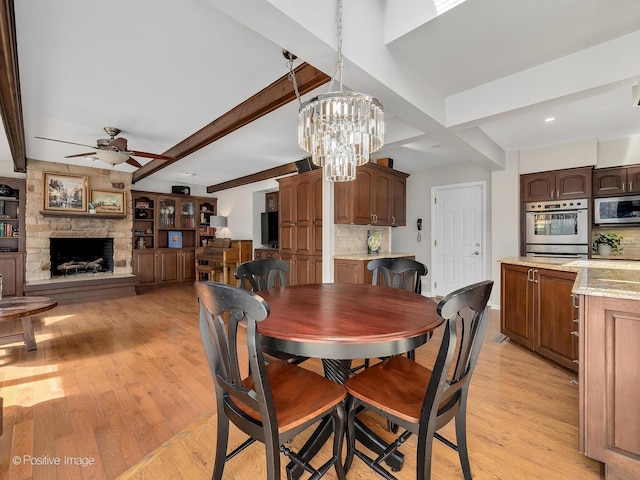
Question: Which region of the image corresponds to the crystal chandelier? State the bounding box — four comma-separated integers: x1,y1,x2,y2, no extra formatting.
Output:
292,0,384,182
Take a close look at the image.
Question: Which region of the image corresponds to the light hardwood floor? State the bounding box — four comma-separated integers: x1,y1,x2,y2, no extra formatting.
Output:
0,284,602,479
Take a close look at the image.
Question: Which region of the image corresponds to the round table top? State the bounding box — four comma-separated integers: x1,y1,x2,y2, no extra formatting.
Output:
0,296,58,321
257,283,443,359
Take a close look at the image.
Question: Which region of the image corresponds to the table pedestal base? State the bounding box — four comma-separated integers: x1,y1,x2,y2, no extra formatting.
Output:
285,359,404,479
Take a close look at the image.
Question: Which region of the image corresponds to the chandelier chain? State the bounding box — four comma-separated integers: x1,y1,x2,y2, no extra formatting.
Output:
285,53,302,106
327,0,343,93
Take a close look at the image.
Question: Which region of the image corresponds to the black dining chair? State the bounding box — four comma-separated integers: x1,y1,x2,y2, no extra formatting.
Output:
367,257,428,295
344,280,494,480
196,281,347,480
354,258,429,372
235,258,307,365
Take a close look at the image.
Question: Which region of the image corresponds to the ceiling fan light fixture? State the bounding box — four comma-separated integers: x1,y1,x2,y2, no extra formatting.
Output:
291,0,384,182
95,150,129,166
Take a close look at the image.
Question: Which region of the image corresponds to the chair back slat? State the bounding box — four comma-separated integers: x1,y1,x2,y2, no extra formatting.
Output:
235,259,289,292
367,258,428,294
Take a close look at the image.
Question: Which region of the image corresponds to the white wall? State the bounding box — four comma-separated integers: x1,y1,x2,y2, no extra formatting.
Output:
490,151,520,308
391,161,492,297
597,135,640,168
519,139,597,174
213,177,282,243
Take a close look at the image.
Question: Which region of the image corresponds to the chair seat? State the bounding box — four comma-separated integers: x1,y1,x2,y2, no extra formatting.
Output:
239,360,346,433
345,354,432,424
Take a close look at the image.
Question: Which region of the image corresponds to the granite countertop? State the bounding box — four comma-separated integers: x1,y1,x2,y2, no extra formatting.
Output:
500,257,640,300
333,252,415,261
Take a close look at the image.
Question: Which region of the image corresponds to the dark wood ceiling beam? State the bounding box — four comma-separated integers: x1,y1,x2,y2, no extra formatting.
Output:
133,62,329,183
0,0,26,172
207,162,299,193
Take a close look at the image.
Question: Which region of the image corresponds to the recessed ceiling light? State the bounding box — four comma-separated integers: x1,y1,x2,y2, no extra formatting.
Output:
431,144,442,148
183,172,197,177
544,117,555,123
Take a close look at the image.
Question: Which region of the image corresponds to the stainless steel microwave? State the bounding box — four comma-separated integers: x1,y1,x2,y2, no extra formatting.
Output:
594,195,640,224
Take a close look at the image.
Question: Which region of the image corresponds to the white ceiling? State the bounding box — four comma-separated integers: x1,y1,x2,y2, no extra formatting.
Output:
3,0,640,189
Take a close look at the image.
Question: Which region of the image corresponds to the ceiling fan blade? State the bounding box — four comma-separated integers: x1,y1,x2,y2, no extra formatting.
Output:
35,136,96,149
65,152,97,158
109,138,128,150
130,150,175,161
126,157,142,168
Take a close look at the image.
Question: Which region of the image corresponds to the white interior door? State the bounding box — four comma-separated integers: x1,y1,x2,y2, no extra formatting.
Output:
432,182,485,297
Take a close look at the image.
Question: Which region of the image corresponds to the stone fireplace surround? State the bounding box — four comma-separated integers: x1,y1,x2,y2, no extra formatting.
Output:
23,160,136,301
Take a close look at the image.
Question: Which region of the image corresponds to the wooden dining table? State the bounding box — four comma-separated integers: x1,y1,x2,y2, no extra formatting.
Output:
257,283,444,478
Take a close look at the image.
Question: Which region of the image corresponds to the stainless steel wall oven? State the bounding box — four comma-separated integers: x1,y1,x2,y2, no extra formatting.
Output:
525,198,589,258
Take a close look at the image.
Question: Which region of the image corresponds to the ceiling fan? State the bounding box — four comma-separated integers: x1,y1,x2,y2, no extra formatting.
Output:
36,126,175,168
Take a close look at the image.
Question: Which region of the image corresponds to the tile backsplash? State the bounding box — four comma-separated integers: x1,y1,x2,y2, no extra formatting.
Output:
592,226,640,258
334,224,391,254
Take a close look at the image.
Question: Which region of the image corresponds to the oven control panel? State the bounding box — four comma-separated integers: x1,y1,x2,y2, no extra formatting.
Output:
526,198,588,212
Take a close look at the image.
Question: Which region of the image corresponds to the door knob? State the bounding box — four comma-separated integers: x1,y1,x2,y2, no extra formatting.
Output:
473,251,479,255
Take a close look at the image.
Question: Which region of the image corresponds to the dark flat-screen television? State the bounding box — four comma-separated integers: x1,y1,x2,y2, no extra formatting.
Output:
261,211,279,248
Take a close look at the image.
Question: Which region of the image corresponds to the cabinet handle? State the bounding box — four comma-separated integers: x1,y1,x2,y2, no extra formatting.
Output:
573,359,579,364
630,182,633,191
532,269,538,283
572,294,579,309
571,331,579,337
623,182,626,191
573,319,579,324
527,268,532,282
391,216,395,225
556,190,559,198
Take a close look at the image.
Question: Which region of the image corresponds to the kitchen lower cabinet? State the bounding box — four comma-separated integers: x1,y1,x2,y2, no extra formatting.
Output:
280,254,321,285
580,294,640,478
501,263,578,371
334,255,415,285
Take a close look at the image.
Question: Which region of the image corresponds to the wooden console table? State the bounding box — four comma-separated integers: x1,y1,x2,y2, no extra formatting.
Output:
0,296,57,350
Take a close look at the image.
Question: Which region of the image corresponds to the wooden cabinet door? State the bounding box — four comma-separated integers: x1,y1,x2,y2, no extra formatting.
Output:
334,259,364,284
181,249,195,281
522,172,556,202
593,167,627,197
556,167,592,199
372,172,392,225
535,269,578,371
133,250,158,285
353,168,374,224
294,177,313,255
279,253,293,285
627,166,640,193
390,174,407,226
158,249,179,283
293,255,313,285
500,263,534,348
278,180,295,255
312,173,323,254
0,253,23,296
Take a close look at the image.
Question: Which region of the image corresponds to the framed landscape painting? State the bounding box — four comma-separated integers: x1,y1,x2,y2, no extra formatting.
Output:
91,190,125,214
44,173,88,212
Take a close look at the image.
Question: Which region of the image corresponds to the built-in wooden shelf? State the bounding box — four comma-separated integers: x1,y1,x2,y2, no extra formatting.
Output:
39,211,127,219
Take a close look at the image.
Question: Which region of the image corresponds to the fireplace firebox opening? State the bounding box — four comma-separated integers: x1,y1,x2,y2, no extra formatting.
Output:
50,238,115,277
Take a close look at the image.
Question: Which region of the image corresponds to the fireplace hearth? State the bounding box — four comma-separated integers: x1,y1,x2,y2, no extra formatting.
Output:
50,238,114,277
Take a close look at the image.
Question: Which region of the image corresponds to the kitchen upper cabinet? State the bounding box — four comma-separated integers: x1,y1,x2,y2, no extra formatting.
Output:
501,263,577,372
521,167,592,202
592,165,640,196
334,163,409,226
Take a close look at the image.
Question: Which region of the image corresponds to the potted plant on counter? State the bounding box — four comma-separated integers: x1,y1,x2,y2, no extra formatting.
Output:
593,232,623,256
